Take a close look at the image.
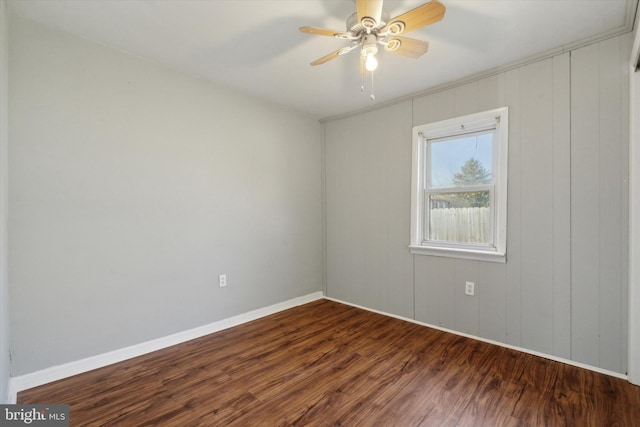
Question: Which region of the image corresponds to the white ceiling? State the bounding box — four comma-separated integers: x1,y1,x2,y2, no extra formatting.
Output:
8,0,637,119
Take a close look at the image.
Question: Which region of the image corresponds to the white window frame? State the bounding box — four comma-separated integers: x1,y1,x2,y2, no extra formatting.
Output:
409,107,509,263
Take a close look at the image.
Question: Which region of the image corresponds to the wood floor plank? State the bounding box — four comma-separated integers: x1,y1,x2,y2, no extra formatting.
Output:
18,299,640,426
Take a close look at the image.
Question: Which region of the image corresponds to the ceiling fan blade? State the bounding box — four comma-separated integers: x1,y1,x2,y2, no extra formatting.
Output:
385,1,445,35
311,51,340,66
356,0,384,29
310,46,357,66
299,26,349,38
384,36,429,58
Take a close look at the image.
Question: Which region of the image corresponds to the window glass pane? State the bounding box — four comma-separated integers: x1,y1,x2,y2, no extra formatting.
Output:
429,131,493,188
428,191,491,244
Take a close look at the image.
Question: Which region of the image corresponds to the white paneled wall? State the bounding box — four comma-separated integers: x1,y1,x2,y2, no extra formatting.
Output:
324,34,631,373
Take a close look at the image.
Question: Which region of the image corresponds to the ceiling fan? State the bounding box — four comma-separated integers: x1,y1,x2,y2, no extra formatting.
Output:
300,0,446,98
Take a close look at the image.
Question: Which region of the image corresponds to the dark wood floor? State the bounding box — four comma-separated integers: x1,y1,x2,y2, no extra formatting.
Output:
19,299,640,426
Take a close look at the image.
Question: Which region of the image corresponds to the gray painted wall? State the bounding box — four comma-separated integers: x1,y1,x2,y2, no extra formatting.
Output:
0,0,10,403
325,101,414,318
9,16,323,376
325,34,631,374
571,38,630,372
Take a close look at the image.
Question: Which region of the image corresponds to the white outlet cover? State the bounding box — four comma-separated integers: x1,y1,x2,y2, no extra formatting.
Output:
465,281,475,296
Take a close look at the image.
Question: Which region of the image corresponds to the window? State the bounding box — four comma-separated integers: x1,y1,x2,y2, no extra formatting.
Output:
410,107,508,262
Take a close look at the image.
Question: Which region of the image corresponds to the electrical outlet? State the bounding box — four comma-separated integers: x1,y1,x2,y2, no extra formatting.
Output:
465,281,475,296
218,274,227,287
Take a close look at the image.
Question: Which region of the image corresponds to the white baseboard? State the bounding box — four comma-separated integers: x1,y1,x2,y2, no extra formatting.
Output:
323,296,629,382
8,291,324,403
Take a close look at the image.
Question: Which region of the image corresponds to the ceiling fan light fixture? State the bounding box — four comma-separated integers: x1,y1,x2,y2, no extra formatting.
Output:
300,0,446,97
361,34,379,72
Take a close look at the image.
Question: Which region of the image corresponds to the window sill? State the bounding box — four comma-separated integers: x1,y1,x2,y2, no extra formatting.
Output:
409,245,506,263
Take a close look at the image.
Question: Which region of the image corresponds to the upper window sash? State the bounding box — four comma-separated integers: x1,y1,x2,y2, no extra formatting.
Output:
424,129,497,190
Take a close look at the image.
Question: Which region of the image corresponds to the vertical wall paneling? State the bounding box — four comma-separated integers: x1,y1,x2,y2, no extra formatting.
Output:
325,101,414,318
478,262,507,343
571,37,629,373
321,124,327,297
571,44,601,367
454,260,480,336
551,54,572,360
325,115,365,303
380,102,415,317
598,37,623,372
414,256,442,326
629,24,640,385
504,67,523,348
362,109,386,311
453,82,479,117
620,35,631,374
325,35,629,374
478,73,508,343
478,73,506,112
438,259,458,330
410,86,455,321
519,58,555,354
435,88,456,121
412,94,437,127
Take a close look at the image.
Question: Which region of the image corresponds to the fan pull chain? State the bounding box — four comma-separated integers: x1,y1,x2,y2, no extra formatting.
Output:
370,70,375,100
358,54,375,100
360,56,365,93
